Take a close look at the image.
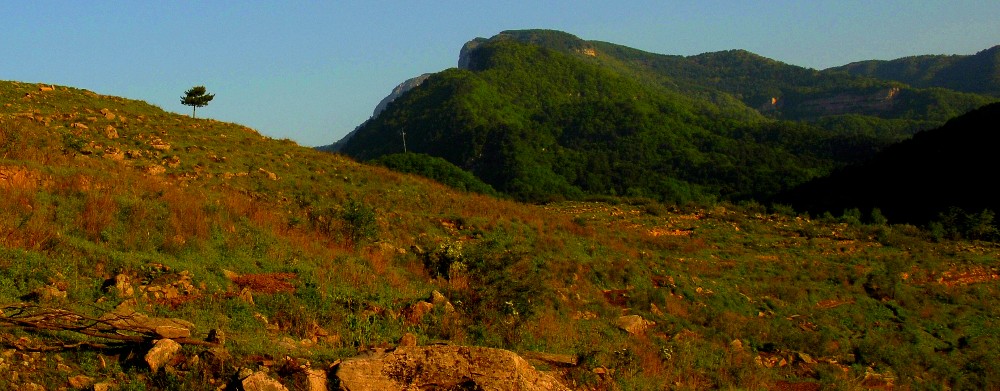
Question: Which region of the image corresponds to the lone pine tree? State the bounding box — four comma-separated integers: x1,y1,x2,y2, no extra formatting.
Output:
181,86,215,118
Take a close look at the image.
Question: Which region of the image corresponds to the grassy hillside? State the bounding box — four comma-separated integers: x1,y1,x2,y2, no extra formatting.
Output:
1,80,999,390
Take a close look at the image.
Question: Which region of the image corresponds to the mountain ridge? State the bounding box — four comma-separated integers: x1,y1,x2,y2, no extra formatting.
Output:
334,29,996,204
826,45,1000,96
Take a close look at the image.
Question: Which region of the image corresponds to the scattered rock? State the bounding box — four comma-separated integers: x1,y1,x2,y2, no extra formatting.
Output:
520,351,579,367
798,351,817,365
145,338,182,372
206,328,226,344
149,139,171,151
305,368,327,391
103,147,125,160
100,309,194,339
398,332,417,348
26,283,68,302
222,269,240,280
165,155,181,168
431,290,449,306
94,382,115,391
615,315,655,334
23,383,44,391
335,345,570,391
238,287,255,305
68,374,95,389
570,311,598,320
111,273,135,297
258,167,278,180
431,290,456,313
404,301,434,324
240,371,289,391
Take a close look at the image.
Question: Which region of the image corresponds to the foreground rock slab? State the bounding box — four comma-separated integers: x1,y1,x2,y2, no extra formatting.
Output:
335,345,570,391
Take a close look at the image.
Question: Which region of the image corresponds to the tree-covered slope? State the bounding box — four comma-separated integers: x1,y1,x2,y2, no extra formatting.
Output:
827,45,1000,97
340,34,890,203
773,102,1000,234
490,30,995,125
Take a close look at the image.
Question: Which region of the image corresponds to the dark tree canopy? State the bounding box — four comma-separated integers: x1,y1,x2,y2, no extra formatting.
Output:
181,86,215,118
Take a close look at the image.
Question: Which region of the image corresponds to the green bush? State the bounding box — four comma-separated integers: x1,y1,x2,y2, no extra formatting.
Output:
371,153,498,196
342,198,379,244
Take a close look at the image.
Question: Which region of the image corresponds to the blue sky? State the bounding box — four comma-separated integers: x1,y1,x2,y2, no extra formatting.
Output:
2,1,997,147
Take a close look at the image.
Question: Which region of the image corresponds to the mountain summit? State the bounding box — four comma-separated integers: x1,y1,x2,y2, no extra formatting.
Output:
335,29,996,203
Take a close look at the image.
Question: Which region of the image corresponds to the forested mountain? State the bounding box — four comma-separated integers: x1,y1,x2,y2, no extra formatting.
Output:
336,29,996,203
773,102,1000,236
827,45,1000,97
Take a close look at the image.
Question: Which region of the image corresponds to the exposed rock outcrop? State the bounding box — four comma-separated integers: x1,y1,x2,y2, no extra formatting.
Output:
334,345,570,391
458,37,488,70
372,74,432,119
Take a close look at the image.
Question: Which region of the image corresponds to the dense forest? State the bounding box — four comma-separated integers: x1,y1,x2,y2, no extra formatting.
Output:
774,102,1000,240
338,30,996,208
827,45,1000,97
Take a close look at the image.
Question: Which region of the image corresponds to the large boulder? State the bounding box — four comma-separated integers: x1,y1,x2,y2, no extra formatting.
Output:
240,371,289,391
335,345,569,391
145,339,181,372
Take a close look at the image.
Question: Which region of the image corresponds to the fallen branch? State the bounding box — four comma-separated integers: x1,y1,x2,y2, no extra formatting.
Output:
0,303,218,350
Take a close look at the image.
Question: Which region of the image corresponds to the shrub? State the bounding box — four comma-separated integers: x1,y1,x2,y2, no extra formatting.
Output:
371,153,498,196
341,198,378,245
870,207,888,225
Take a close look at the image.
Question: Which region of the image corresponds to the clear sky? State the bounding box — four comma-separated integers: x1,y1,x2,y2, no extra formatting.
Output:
2,1,998,147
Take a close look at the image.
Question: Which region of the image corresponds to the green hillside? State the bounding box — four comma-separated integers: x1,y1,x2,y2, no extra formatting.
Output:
491,30,994,124
338,30,996,204
775,102,1000,236
1,77,998,389
341,36,877,203
827,45,1000,97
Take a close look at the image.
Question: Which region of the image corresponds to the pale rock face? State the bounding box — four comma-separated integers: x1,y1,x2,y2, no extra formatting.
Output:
371,74,432,119
327,73,432,151
458,37,489,70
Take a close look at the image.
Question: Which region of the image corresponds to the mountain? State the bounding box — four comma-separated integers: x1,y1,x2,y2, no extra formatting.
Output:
317,73,432,153
773,101,1000,234
336,29,996,203
3,80,1000,389
827,45,1000,97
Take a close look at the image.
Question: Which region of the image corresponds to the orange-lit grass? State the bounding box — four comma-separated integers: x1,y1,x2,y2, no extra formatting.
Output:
524,308,579,353
159,187,211,252
0,190,57,251
79,191,117,242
